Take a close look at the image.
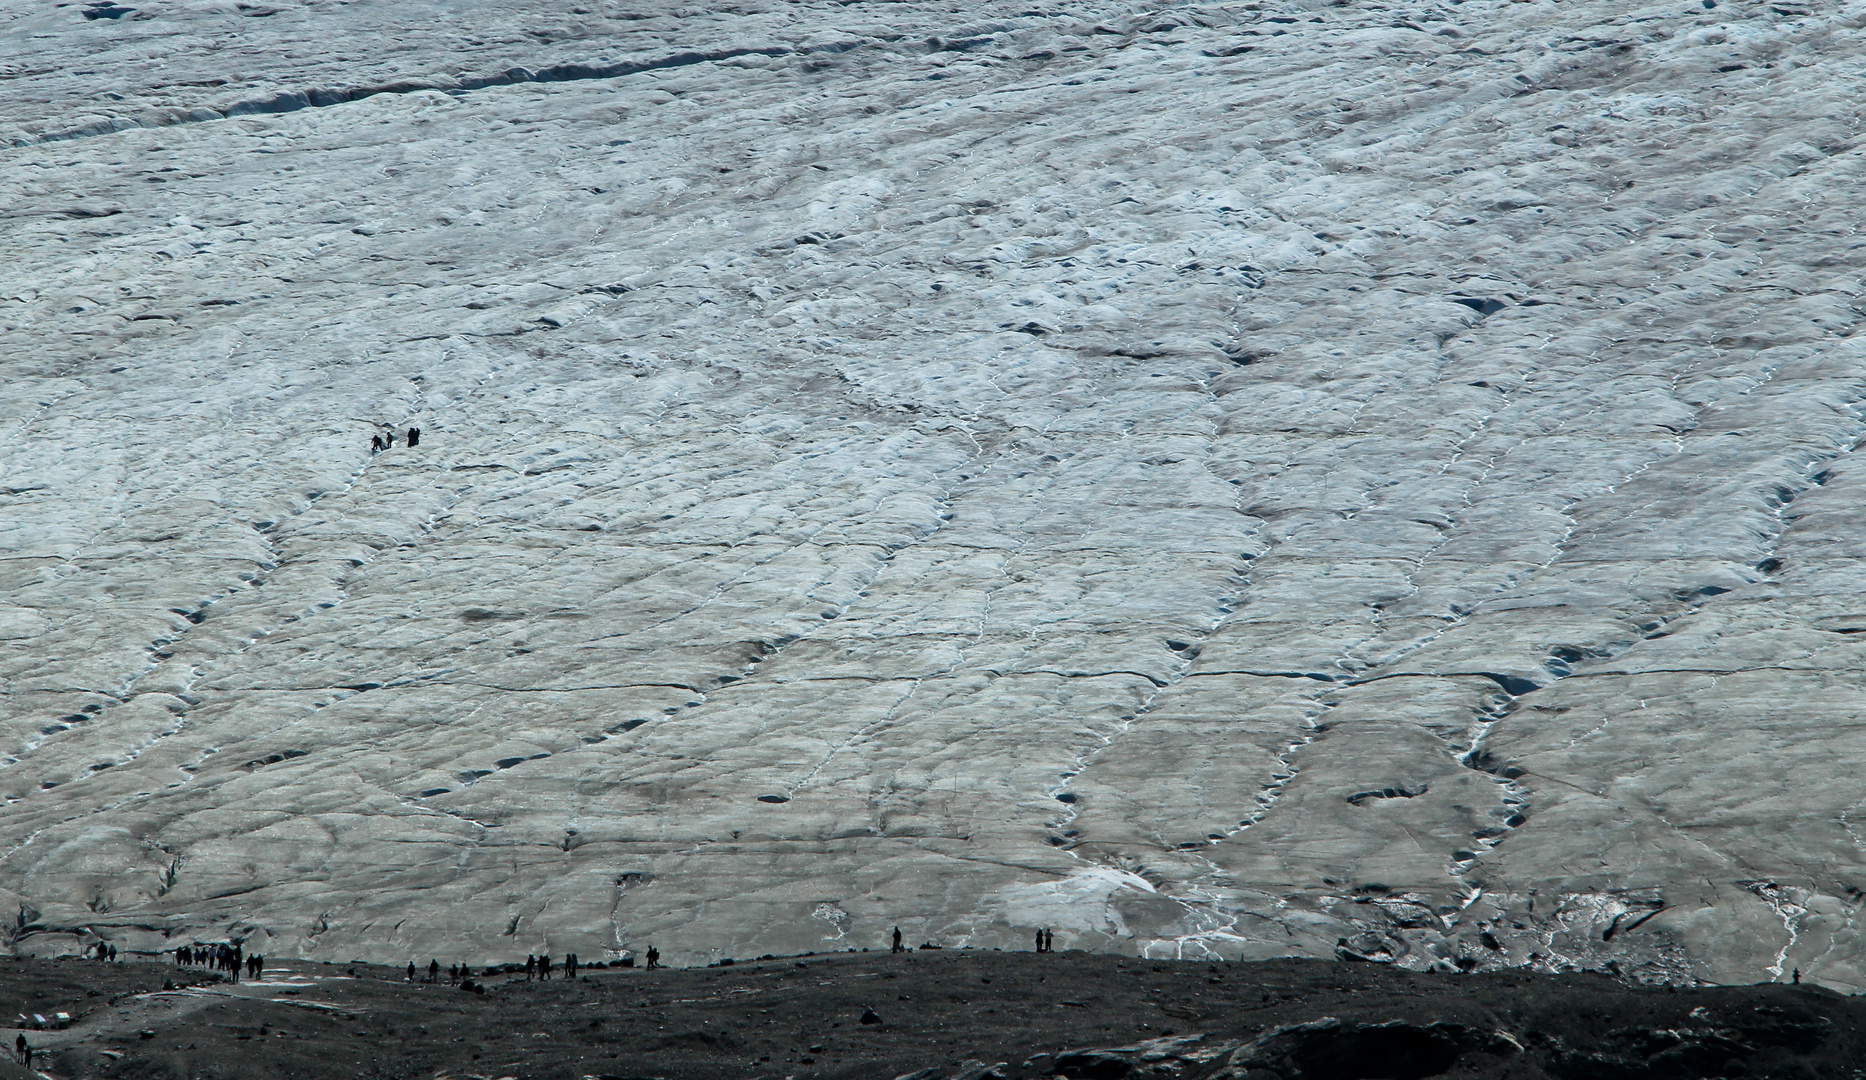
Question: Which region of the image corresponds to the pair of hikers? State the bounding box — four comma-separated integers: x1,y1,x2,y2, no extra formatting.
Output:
1035,927,1055,952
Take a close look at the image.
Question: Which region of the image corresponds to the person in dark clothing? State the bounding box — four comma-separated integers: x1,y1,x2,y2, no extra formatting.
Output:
108,944,116,961
16,1034,28,1065
540,955,552,981
371,435,384,453
892,927,904,954
428,959,440,983
448,963,459,985
407,427,420,447
1034,928,1045,953
1044,928,1054,952
525,954,536,981
566,953,578,980
646,945,660,970
383,428,396,448
407,961,416,982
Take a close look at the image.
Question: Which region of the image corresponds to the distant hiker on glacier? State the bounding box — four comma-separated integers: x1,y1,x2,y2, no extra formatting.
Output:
407,961,416,982
407,427,420,447
566,953,578,980
525,954,537,981
371,435,384,453
429,959,440,983
892,927,904,954
646,945,660,970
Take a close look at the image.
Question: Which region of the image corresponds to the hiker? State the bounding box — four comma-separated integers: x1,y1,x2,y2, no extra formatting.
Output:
108,944,117,961
371,435,384,453
383,428,396,448
1794,967,1801,985
892,927,903,954
568,953,578,980
1044,928,1054,953
16,1034,27,1065
540,954,552,981
407,961,416,982
525,954,536,981
407,427,420,447
646,945,660,970
429,959,439,983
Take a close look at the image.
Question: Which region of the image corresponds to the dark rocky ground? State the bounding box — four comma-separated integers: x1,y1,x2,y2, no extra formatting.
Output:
2,952,1861,1080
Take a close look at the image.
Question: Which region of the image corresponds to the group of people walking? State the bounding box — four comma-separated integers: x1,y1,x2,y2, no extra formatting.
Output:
371,426,421,453
520,952,583,980
175,943,262,982
412,948,659,987
890,925,1053,953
